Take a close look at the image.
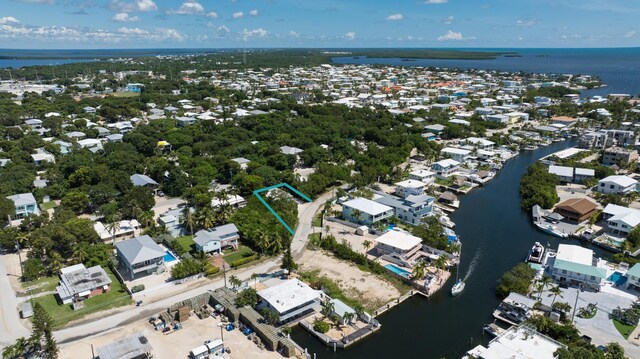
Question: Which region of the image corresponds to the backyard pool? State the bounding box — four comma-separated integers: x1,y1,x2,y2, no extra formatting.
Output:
608,271,627,286
385,263,411,278
164,250,178,263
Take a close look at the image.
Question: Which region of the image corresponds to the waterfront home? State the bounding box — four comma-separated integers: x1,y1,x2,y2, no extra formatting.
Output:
602,204,640,236
440,147,471,163
553,198,597,223
373,191,434,226
330,298,357,325
55,264,111,305
579,131,608,149
96,333,153,359
115,235,166,279
574,168,595,183
257,278,321,324
465,324,566,359
464,137,495,150
548,165,573,183
374,230,423,267
596,175,637,195
342,198,394,225
626,264,640,291
193,223,239,254
409,169,435,185
432,159,461,179
7,192,39,219
549,244,606,291
601,146,638,166
551,116,578,127
394,179,426,198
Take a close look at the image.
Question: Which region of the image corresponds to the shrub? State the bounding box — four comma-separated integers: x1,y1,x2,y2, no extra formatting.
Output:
170,259,206,279
131,284,145,293
230,254,258,268
313,320,330,333
496,262,536,298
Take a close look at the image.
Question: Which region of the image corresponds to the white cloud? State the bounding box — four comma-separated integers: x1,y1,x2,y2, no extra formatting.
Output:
288,31,299,38
112,12,141,22
437,30,473,41
386,13,404,21
215,25,230,37
444,15,454,24
117,26,148,35
249,9,259,16
516,18,538,27
345,31,355,40
624,30,636,38
170,1,205,15
241,28,268,38
110,0,157,12
206,11,218,18
0,17,20,25
15,0,54,3
425,0,448,4
232,11,244,19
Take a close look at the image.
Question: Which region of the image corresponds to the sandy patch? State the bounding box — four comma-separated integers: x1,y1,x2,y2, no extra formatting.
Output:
299,250,401,310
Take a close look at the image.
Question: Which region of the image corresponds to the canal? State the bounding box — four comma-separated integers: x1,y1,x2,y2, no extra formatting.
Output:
291,139,612,358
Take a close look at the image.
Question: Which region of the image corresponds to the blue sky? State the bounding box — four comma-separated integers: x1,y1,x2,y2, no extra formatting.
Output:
1,0,639,48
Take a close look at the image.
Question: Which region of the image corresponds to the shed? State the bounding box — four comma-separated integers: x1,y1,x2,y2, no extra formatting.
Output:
21,302,33,319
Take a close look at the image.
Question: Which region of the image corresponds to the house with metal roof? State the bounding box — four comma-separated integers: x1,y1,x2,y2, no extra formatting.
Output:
55,264,111,305
596,175,638,195
257,278,321,324
330,298,357,325
115,235,166,279
6,192,39,219
373,191,434,226
193,223,239,254
550,244,606,291
342,198,394,225
626,264,640,291
431,158,460,179
130,174,159,188
602,204,640,236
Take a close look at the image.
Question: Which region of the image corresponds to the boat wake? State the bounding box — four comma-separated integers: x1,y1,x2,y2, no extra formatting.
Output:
463,248,482,282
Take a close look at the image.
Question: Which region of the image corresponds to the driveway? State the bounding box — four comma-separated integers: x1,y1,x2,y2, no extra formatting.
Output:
0,254,31,347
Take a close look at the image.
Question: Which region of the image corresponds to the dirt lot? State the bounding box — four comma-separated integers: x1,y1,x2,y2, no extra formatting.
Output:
59,315,284,359
298,250,401,310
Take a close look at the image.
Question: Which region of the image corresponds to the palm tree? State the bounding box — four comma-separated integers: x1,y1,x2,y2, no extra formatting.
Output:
229,275,242,290
362,240,372,255
322,200,333,227
181,206,195,237
535,282,546,301
254,229,270,255
251,273,259,289
196,206,217,229
549,285,563,306
434,255,448,272
321,301,335,319
105,214,121,246
49,252,63,274
351,209,363,224
342,312,355,326
353,305,364,321
137,211,155,229
72,245,88,265
411,260,427,280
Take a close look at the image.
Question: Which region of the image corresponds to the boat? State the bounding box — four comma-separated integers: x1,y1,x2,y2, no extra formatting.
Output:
451,279,465,296
438,215,455,228
526,242,545,263
483,323,505,338
523,144,539,151
535,223,569,238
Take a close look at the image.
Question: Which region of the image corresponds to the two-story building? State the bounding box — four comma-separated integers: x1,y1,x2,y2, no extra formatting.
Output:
601,146,638,166
342,198,394,225
441,147,471,163
596,175,638,195
7,193,39,219
602,204,640,236
373,191,434,226
257,279,321,324
193,223,239,254
115,235,166,279
394,180,426,198
550,244,606,291
408,169,435,185
553,198,598,223
431,159,461,179
626,263,640,291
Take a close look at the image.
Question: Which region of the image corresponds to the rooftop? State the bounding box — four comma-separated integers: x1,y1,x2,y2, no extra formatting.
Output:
343,197,393,216
257,278,320,314
375,230,422,251
556,244,593,266
95,332,152,359
115,235,165,265
466,324,565,359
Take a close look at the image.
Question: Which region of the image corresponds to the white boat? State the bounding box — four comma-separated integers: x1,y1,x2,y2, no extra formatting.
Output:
535,223,569,238
451,279,465,296
526,242,545,263
523,144,539,151
438,215,455,228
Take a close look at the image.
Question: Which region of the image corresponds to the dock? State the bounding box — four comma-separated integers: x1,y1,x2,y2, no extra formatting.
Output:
299,320,381,349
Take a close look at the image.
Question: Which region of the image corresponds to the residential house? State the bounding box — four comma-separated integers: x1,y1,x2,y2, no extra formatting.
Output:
466,324,566,359
596,175,637,195
31,149,55,166
330,298,357,325
408,169,435,185
553,198,597,223
374,230,422,260
157,207,186,237
424,124,445,134
55,264,111,305
256,278,321,324
626,263,640,291
394,180,426,198
601,146,638,166
342,198,394,225
548,165,573,183
7,193,39,218
574,168,595,183
431,159,460,179
130,174,159,189
441,147,471,163
487,114,510,124
280,146,303,156
115,235,166,279
232,157,251,170
193,223,239,254
94,219,140,241
373,191,434,226
126,83,144,93
579,131,608,149
464,137,495,150
602,204,640,236
549,244,606,291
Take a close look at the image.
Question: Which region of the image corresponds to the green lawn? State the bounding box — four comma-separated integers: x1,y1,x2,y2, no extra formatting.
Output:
613,319,636,339
111,92,140,98
21,276,58,295
223,245,255,264
32,269,132,329
40,201,58,211
174,236,196,254
435,178,453,187
312,213,323,227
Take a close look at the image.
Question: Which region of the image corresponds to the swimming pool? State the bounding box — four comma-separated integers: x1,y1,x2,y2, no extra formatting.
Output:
385,264,411,278
164,250,177,263
608,271,627,286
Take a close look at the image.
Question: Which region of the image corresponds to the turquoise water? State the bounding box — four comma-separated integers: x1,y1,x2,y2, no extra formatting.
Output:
163,251,177,263
608,272,627,286
384,264,410,278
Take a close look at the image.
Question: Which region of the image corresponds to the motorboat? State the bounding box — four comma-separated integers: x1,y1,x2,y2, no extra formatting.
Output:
526,242,545,263
535,223,569,238
451,279,465,296
438,215,455,228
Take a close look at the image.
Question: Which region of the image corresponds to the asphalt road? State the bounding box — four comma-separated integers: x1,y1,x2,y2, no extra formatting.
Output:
53,188,335,345
0,254,31,348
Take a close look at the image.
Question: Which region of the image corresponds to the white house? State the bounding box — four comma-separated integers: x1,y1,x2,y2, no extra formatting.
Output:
431,159,460,179
626,263,640,290
342,198,393,225
464,137,495,150
441,147,471,163
466,324,566,359
596,175,637,195
602,204,640,236
548,165,574,183
257,279,321,323
394,180,426,198
409,169,435,185
550,244,606,291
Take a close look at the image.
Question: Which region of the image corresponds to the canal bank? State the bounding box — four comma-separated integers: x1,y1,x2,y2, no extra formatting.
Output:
291,139,613,358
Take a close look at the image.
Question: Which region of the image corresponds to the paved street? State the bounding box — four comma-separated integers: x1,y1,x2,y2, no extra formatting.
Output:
0,254,31,347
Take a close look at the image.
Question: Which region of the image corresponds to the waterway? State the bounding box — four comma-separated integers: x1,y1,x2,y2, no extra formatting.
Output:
291,139,612,358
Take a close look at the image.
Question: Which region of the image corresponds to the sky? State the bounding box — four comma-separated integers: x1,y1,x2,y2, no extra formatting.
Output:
0,0,639,49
